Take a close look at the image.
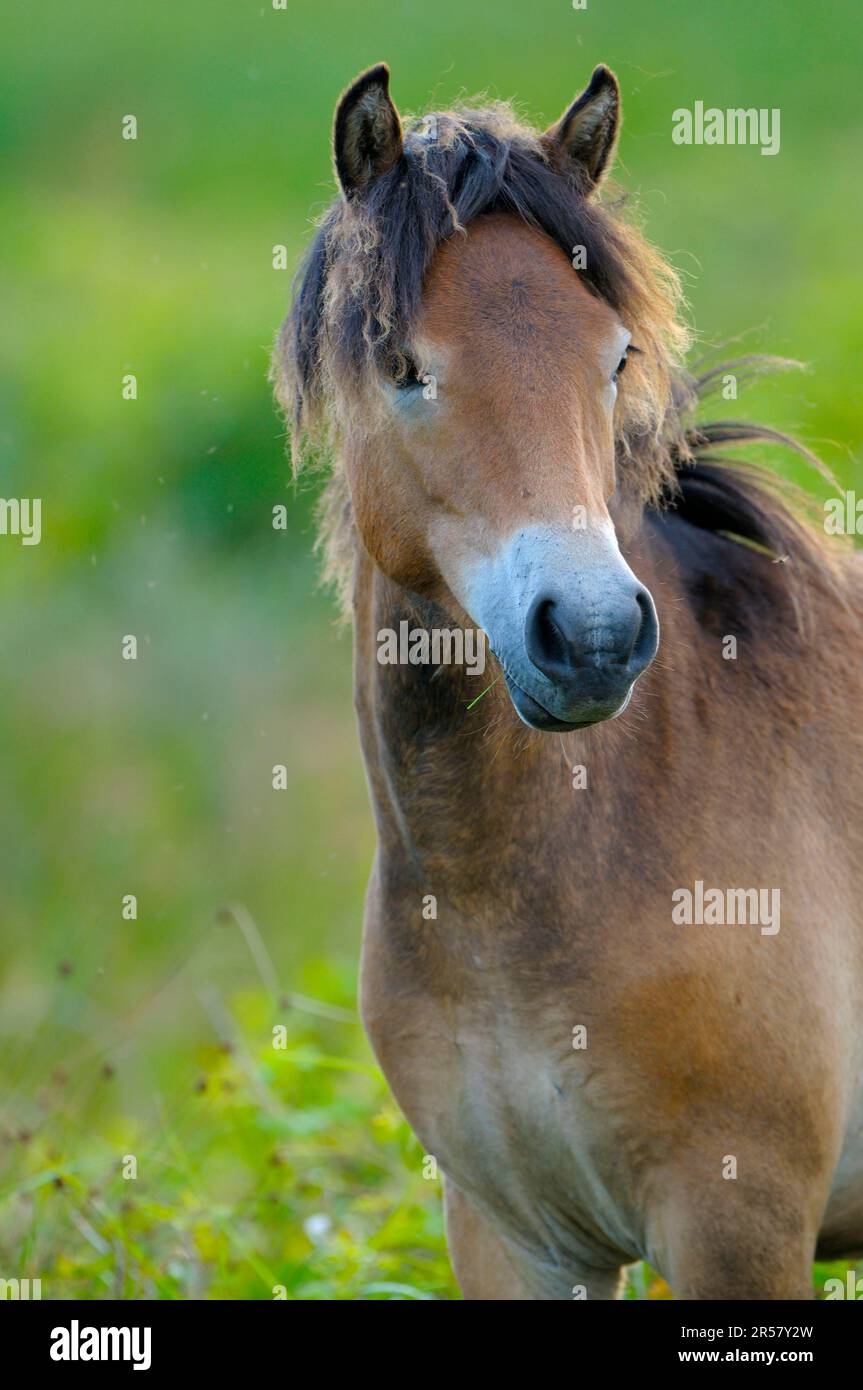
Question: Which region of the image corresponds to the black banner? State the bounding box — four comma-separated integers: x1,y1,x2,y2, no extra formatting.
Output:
3,1296,858,1374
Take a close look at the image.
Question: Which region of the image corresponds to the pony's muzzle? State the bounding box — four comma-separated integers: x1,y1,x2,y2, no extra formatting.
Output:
512,577,658,728
462,524,660,732
524,581,658,694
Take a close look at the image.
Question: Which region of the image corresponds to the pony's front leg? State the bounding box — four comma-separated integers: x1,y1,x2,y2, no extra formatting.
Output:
443,1181,532,1299
444,1182,625,1300
660,1192,818,1300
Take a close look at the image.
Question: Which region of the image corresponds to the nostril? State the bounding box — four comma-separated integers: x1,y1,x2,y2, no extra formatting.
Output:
526,596,572,681
537,600,567,665
629,588,659,671
620,590,649,663
525,583,659,685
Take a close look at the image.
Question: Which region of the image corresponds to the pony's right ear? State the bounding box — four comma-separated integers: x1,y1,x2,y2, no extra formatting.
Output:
542,65,621,191
333,63,403,198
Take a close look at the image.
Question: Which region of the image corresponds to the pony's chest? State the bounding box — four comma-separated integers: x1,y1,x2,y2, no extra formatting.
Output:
363,985,641,1260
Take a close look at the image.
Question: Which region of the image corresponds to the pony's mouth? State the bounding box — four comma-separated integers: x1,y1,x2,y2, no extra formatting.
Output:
504,674,632,732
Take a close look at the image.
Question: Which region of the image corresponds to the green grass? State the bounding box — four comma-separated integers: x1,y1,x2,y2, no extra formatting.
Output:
1,0,862,1299
4,961,857,1298
2,973,455,1301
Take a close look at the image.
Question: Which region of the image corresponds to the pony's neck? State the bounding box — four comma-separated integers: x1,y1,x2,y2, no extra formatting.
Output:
351,528,681,888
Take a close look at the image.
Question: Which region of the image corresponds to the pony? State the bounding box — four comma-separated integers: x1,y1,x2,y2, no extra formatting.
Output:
273,62,863,1299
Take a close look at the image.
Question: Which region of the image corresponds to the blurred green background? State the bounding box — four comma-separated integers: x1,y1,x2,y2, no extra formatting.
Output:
1,0,860,1299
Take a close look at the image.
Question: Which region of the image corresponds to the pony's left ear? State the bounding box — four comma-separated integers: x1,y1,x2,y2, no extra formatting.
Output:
333,63,403,197
543,65,621,191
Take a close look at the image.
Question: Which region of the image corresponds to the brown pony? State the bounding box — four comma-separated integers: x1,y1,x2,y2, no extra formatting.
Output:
274,63,863,1299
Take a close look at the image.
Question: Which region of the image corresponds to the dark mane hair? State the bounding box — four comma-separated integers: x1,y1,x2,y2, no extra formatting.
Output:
272,99,842,616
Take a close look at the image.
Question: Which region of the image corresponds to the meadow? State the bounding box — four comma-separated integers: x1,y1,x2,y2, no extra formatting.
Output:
1,0,861,1298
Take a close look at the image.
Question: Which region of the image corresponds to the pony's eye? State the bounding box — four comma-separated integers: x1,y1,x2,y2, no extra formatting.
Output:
613,343,641,383
387,352,421,388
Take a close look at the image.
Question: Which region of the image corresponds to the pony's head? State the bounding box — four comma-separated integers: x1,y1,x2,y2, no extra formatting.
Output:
276,64,693,730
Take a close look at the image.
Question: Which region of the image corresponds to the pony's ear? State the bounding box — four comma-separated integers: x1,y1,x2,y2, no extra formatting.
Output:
333,63,403,197
543,65,621,191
